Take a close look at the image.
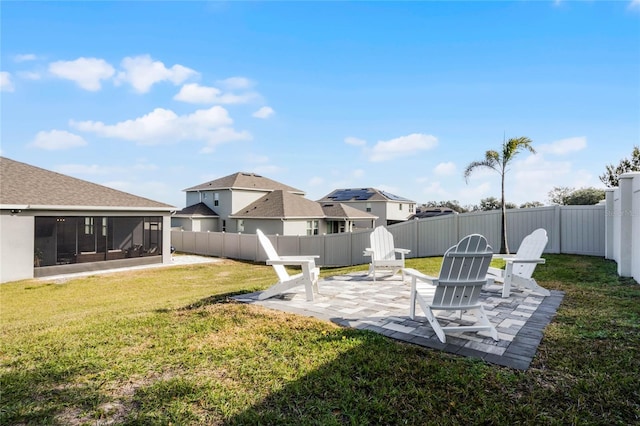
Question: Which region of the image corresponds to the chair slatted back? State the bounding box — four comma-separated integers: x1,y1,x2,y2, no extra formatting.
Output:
433,234,493,308
370,226,396,261
257,229,289,282
513,228,548,279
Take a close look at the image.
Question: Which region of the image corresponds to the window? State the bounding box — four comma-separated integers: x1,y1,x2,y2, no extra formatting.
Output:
307,220,319,235
84,217,94,235
409,204,414,213
214,193,219,207
366,203,372,213
222,219,226,232
399,204,403,211
238,219,244,232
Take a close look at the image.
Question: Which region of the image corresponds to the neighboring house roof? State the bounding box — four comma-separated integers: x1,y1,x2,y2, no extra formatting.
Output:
0,157,174,210
184,172,305,195
174,202,218,217
317,188,414,203
411,208,457,219
231,190,324,219
320,202,378,220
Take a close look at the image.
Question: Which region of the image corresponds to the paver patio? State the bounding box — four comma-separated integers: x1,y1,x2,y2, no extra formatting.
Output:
234,272,564,370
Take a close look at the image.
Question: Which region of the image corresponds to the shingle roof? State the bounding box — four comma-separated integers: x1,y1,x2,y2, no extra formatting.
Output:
320,203,378,220
317,188,414,203
0,157,174,210
231,190,324,219
174,202,218,217
184,172,305,194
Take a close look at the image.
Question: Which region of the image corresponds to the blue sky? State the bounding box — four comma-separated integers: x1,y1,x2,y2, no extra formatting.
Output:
1,1,639,209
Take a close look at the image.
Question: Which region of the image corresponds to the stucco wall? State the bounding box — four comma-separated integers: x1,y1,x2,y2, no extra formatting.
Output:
0,212,35,283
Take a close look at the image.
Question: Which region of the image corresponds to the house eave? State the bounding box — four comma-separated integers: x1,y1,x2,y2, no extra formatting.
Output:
1,204,175,213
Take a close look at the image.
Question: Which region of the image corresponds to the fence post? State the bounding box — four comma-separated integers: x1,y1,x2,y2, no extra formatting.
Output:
553,205,562,254
605,189,615,260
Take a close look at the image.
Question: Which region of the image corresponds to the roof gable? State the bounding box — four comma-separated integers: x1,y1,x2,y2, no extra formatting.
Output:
0,157,174,210
184,172,305,195
232,190,324,219
174,202,218,217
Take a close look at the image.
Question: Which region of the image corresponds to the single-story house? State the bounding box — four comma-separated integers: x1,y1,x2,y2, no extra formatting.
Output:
317,188,416,227
0,157,175,283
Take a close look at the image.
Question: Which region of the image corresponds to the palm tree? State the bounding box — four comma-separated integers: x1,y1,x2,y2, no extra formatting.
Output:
464,137,536,254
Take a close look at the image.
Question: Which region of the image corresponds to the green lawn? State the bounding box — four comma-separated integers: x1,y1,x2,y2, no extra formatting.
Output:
1,255,639,425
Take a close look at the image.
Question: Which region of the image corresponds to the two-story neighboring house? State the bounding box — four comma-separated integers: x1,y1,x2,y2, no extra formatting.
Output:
173,172,305,233
173,173,377,235
317,188,416,228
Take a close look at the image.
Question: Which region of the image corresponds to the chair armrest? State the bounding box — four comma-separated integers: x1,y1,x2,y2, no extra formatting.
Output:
394,248,411,254
504,258,545,265
402,268,438,285
363,248,373,257
267,256,318,267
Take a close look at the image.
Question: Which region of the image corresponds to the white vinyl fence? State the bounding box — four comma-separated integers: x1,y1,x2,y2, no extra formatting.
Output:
605,172,640,282
172,204,606,267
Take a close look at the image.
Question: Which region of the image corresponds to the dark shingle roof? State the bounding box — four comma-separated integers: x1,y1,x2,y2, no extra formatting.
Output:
320,203,378,220
231,190,324,219
317,188,414,203
174,202,218,217
184,172,304,194
0,157,174,210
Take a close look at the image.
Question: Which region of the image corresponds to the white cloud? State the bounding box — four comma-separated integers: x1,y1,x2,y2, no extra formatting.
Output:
116,55,198,93
49,57,115,91
0,72,14,92
538,136,587,155
174,83,222,103
30,130,88,150
17,71,41,80
174,82,260,104
369,133,438,162
252,106,274,119
345,136,367,146
217,76,253,90
629,0,640,10
71,106,250,149
14,53,37,62
434,161,457,176
422,181,448,198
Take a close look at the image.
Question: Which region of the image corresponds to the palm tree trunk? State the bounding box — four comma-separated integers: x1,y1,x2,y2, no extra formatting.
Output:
501,173,510,254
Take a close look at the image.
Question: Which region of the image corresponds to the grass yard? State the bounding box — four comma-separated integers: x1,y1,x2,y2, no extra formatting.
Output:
1,254,639,425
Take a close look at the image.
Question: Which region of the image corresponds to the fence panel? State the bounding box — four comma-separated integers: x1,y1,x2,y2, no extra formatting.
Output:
415,215,459,257
206,232,223,257
458,211,501,251
238,233,258,261
172,205,607,265
560,205,605,256
506,206,560,253
389,220,418,258
323,233,353,266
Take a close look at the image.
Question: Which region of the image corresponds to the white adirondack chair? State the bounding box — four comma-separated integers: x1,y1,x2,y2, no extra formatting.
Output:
403,234,498,343
363,226,410,282
488,228,550,298
256,229,320,301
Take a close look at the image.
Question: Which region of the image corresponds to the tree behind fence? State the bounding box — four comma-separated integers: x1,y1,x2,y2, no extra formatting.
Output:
171,205,605,267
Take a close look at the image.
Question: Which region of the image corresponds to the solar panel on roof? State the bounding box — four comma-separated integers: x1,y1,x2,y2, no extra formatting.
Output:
379,190,411,202
329,188,374,201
